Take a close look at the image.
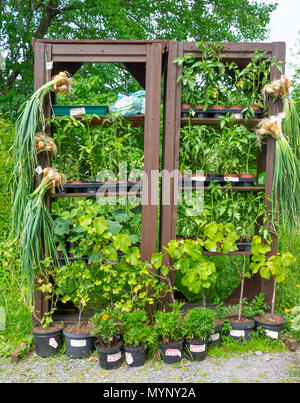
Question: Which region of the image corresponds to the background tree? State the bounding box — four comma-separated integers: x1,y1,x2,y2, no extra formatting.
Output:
0,0,276,114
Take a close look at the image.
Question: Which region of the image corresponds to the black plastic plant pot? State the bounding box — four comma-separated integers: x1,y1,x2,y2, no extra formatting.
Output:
124,344,146,368
63,329,95,359
227,317,255,341
158,339,184,364
254,314,286,339
96,340,123,370
31,326,63,358
184,338,207,361
208,322,223,347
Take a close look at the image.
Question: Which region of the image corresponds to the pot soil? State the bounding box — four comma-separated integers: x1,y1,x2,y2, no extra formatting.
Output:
184,338,207,361
31,323,63,357
254,313,286,339
124,344,146,368
96,340,123,370
63,324,95,359
208,319,224,346
158,338,184,364
227,316,255,341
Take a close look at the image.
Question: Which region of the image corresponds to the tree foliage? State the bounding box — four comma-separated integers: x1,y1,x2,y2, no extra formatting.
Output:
0,0,276,113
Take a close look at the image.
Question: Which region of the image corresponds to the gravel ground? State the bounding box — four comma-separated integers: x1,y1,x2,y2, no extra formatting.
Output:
0,350,299,383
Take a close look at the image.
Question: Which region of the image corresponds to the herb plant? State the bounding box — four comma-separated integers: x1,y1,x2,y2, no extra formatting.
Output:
183,307,216,340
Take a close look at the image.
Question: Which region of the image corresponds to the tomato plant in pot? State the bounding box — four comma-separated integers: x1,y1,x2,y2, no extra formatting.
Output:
121,309,156,367
154,303,186,364
183,307,216,361
250,236,295,339
90,309,123,370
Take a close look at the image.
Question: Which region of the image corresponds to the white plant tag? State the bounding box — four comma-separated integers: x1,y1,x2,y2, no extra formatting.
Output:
70,107,86,116
230,329,245,337
35,165,43,175
224,176,239,182
193,176,206,181
49,338,58,349
46,61,53,70
107,351,121,362
165,349,181,357
259,176,264,185
265,329,279,339
125,352,133,365
70,339,86,347
209,333,220,342
190,344,205,353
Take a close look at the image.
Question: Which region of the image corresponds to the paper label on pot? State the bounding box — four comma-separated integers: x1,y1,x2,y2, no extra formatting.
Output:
230,329,245,337
165,349,181,357
190,344,205,353
125,352,133,365
35,165,43,175
70,339,86,347
49,337,58,349
107,351,121,362
265,329,279,339
224,177,239,182
209,333,220,342
193,176,206,181
70,107,86,116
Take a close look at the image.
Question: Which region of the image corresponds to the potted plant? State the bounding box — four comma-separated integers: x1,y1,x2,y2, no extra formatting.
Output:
209,298,237,346
226,255,256,341
155,303,186,364
183,307,216,361
91,309,123,370
121,309,156,367
250,236,295,339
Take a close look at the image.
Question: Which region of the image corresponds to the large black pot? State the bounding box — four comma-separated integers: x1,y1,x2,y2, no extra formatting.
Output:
254,314,286,339
31,325,63,357
96,340,123,370
63,329,95,359
227,316,255,341
124,344,146,368
208,321,224,347
184,338,207,361
158,339,184,364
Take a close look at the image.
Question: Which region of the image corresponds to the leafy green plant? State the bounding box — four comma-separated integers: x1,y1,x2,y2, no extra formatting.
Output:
250,235,295,315
241,293,270,318
183,307,216,340
154,303,186,343
121,309,156,347
90,308,122,347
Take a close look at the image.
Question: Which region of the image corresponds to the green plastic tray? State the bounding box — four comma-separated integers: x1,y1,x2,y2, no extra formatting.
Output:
52,105,108,116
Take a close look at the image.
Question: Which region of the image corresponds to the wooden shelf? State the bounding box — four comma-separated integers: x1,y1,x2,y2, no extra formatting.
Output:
74,114,145,127
181,117,262,127
178,186,265,192
51,191,142,198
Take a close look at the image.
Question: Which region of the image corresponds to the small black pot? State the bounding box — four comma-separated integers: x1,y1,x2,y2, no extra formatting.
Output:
208,322,223,347
31,326,63,357
158,339,184,364
96,340,123,370
184,338,207,361
124,344,146,367
254,314,286,339
227,317,255,341
63,329,95,359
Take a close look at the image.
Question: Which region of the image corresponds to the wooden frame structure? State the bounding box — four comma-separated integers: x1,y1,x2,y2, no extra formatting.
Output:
32,39,165,322
160,41,286,307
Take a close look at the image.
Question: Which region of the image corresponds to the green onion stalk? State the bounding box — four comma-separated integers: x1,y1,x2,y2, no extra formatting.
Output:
262,76,300,160
21,168,67,304
11,72,71,240
255,115,300,231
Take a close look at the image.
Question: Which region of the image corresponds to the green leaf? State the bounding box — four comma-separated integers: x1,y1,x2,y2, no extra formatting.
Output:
114,233,131,253
94,216,108,235
151,252,163,269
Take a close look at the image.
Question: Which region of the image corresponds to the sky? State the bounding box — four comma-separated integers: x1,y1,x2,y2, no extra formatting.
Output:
263,0,300,76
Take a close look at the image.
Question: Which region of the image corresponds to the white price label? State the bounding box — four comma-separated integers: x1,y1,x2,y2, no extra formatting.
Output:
49,338,58,349
165,349,181,357
70,339,86,347
209,333,220,342
230,329,245,337
224,177,239,182
193,176,206,181
35,165,43,175
46,61,53,70
125,352,133,365
70,107,86,116
107,352,121,362
265,329,279,339
190,344,205,353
